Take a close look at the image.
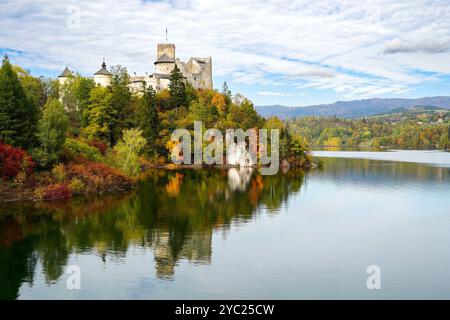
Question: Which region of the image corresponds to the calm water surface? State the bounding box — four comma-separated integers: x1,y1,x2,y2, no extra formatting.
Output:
313,150,450,167
1,151,449,299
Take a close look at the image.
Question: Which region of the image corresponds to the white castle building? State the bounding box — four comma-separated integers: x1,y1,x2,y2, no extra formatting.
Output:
58,43,213,93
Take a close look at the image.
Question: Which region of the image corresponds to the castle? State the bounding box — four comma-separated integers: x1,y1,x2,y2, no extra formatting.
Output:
58,43,213,93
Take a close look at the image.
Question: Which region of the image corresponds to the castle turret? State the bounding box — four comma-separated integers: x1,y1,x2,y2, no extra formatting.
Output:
58,66,72,86
154,43,175,75
94,60,113,87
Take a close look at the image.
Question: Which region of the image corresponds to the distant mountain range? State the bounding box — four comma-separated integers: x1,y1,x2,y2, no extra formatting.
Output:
255,96,450,119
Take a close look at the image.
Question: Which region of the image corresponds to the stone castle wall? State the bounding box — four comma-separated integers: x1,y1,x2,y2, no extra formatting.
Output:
125,43,213,94
155,63,175,74
176,57,213,90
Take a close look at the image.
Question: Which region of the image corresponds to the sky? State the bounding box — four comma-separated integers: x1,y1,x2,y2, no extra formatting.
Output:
1,0,450,106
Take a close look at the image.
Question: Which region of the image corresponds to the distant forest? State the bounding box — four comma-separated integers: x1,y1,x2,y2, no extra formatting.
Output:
287,112,450,150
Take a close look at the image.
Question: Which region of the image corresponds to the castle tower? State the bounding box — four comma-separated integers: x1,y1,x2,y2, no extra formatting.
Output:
154,43,175,75
94,60,113,87
58,66,72,86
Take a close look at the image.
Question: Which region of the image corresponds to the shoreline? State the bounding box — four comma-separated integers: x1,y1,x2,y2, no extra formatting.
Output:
0,160,317,204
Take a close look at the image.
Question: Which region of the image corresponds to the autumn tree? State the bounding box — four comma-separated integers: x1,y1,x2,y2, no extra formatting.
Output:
211,91,227,115
440,125,450,150
189,99,216,128
83,86,114,143
264,117,289,159
447,125,450,143
155,89,171,111
227,98,262,130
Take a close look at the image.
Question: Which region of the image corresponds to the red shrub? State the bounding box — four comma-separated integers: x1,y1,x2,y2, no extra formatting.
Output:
66,160,133,192
88,140,108,155
41,183,72,200
0,143,35,180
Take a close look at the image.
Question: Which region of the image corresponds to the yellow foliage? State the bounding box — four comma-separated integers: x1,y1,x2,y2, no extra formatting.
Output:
323,137,342,147
69,178,85,195
211,92,227,114
165,140,178,152
52,163,66,182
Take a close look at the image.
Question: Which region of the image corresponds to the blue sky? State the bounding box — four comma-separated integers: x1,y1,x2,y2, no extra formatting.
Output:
1,0,450,106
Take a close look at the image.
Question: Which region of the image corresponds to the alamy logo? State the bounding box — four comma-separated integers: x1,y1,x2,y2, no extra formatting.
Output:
366,265,381,290
67,6,81,30
170,121,280,175
66,265,81,290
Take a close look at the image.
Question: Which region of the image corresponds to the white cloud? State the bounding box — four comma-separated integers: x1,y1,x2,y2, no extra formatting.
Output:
257,91,294,97
1,0,450,101
384,38,450,54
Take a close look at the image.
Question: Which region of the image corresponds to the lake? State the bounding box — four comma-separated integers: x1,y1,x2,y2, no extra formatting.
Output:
1,150,450,299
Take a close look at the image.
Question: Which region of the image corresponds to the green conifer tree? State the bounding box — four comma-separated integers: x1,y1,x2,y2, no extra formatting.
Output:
169,65,186,111
110,65,132,145
137,83,159,156
0,55,37,148
221,81,231,99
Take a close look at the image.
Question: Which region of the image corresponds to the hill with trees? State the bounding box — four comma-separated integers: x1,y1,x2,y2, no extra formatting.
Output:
288,114,450,150
256,97,450,119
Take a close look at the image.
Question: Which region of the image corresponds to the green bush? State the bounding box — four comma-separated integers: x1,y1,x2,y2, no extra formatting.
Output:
63,138,104,162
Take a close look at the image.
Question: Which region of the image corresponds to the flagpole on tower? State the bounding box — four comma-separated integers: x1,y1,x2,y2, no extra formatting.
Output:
165,27,168,43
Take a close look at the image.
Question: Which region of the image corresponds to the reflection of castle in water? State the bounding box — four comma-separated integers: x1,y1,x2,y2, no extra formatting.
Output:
227,168,254,192
152,231,212,278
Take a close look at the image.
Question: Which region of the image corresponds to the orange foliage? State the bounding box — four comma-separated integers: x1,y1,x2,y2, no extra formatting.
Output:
40,183,72,201
211,92,227,114
66,160,133,193
249,175,264,205
165,172,184,196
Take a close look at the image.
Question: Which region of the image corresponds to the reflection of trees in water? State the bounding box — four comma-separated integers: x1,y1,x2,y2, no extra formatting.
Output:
0,234,36,299
313,157,450,186
0,168,305,298
0,193,133,299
